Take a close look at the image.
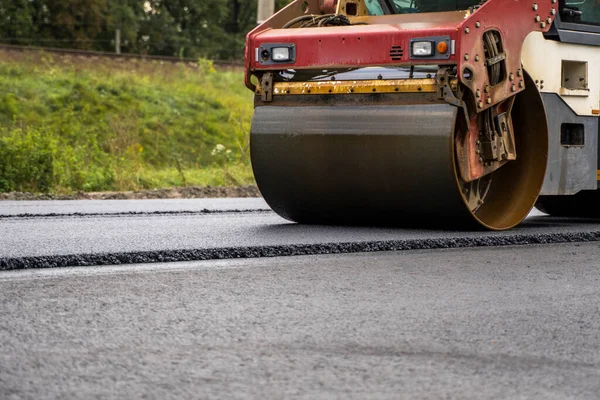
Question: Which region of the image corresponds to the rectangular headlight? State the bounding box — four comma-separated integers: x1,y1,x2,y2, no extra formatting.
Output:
412,41,433,57
272,47,291,62
258,43,295,65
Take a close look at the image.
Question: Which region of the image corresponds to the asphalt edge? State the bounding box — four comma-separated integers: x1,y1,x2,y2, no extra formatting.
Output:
0,209,272,219
2,231,600,271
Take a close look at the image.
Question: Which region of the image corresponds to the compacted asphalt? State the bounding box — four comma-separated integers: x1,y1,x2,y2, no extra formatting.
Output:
2,198,600,269
1,198,600,399
1,243,600,399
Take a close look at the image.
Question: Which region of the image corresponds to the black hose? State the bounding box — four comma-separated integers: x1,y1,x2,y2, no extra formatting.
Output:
484,31,501,86
282,13,367,28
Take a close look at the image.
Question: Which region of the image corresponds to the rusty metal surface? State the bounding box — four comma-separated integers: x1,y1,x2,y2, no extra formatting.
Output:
335,0,369,16
471,72,548,229
256,78,457,96
454,91,516,183
457,0,556,113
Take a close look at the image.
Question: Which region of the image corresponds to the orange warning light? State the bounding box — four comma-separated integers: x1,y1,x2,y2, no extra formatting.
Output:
437,41,448,54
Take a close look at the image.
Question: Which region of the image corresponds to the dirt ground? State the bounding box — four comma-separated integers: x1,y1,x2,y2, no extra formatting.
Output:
0,186,260,201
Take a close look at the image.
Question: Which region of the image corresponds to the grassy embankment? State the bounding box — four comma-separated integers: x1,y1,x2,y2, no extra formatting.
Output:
0,52,255,193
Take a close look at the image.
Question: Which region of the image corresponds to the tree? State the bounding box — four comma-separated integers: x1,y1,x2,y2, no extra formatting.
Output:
221,0,291,60
139,0,230,58
0,0,39,45
0,0,294,59
38,0,109,49
98,0,144,53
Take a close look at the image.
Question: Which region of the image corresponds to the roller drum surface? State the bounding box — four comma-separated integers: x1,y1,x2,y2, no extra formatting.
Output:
251,78,547,230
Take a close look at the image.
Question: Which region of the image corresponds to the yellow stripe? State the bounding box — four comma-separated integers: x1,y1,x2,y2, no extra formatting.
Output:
597,170,600,180
256,78,457,96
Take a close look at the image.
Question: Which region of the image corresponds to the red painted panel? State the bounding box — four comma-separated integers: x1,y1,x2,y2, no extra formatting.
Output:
245,0,556,97
457,0,555,111
249,24,459,70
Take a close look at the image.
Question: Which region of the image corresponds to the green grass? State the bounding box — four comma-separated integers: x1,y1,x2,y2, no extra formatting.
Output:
0,53,255,193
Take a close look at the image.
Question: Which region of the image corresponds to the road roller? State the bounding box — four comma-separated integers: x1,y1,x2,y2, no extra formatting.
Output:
245,0,600,230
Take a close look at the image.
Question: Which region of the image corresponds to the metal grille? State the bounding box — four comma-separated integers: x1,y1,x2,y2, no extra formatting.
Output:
389,46,404,61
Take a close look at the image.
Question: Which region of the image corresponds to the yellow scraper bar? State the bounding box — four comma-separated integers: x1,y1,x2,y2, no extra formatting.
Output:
256,78,458,96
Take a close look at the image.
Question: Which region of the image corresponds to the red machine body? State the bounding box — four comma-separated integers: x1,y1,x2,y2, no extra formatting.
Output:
246,0,556,114
245,0,560,231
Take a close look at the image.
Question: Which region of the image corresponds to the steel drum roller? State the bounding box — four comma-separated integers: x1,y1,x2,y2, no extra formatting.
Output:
251,73,548,230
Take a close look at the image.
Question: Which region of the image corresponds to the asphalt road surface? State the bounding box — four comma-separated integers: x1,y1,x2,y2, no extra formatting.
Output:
2,243,600,399
2,199,600,399
2,199,600,269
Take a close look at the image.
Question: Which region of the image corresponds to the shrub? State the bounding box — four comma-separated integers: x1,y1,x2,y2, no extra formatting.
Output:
0,126,56,192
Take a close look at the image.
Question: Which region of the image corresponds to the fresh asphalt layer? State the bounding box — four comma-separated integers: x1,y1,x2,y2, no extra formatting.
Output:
0,198,271,217
1,242,599,399
2,198,600,270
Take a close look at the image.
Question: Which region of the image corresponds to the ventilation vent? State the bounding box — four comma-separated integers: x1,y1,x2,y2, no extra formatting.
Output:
389,46,404,61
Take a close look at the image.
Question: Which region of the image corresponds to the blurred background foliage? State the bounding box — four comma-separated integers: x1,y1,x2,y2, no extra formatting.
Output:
0,0,288,192
0,0,290,60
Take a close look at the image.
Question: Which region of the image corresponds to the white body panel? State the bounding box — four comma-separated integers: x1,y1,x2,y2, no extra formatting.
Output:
522,31,600,117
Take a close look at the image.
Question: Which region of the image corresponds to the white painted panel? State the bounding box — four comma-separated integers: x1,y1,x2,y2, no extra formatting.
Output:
522,32,600,116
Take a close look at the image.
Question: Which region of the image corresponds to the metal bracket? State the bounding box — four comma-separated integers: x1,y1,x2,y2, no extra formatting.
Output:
437,68,470,131
486,52,506,67
335,0,369,16
260,72,274,102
